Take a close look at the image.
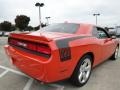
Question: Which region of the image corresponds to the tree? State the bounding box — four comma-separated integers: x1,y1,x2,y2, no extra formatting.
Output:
0,21,12,31
41,23,47,28
25,26,33,31
34,25,40,30
11,25,16,31
33,23,47,31
15,15,30,31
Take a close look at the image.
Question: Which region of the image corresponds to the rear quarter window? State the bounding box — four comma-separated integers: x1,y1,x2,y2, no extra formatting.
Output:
92,27,99,38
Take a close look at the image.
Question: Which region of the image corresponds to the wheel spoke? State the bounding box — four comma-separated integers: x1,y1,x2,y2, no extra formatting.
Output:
80,65,84,71
79,72,83,82
84,65,91,72
82,72,87,82
83,61,88,68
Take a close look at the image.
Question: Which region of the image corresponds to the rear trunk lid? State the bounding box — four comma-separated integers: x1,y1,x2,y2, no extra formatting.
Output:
9,31,75,43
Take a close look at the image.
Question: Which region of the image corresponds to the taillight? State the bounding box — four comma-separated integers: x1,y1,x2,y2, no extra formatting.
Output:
27,43,37,51
59,48,71,61
9,39,18,46
8,38,51,57
37,45,51,54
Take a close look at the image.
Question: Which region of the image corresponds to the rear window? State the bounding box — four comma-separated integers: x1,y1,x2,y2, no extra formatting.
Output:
40,23,80,34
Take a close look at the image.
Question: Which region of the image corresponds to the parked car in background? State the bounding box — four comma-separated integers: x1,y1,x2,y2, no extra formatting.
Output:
0,31,4,36
115,26,120,37
4,23,119,87
4,32,11,36
0,31,3,36
108,28,116,36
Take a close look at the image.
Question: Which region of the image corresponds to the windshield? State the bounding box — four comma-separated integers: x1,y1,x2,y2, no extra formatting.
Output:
40,23,80,34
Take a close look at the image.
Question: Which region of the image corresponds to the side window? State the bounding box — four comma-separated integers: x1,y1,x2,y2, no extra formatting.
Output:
97,27,109,39
92,27,110,39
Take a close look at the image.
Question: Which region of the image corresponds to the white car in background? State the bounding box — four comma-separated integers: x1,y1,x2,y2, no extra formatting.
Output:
108,28,116,36
0,32,2,36
0,31,4,36
115,26,120,37
4,32,11,36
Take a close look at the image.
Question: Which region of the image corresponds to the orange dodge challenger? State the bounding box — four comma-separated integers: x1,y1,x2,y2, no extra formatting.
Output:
5,23,119,86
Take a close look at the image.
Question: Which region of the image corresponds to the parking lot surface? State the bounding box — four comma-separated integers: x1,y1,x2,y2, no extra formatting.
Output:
0,37,120,90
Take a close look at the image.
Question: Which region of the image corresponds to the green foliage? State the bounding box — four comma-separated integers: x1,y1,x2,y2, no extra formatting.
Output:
0,21,12,31
41,23,47,28
34,25,40,30
25,26,34,31
15,15,30,31
11,25,16,31
33,23,47,31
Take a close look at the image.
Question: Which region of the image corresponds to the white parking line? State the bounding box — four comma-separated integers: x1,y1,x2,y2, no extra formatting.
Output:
0,65,28,77
49,84,65,90
0,70,9,78
118,47,120,56
23,78,34,90
0,65,65,89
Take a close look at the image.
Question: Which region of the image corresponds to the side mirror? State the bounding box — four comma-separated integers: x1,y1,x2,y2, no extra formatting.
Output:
111,35,116,39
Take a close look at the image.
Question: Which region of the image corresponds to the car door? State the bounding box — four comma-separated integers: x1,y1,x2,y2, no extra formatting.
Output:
96,27,115,61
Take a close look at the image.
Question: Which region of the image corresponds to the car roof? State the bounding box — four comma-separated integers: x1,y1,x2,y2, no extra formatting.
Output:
74,23,94,35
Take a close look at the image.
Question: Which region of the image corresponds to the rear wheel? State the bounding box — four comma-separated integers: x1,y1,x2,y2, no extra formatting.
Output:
110,46,119,60
70,55,92,87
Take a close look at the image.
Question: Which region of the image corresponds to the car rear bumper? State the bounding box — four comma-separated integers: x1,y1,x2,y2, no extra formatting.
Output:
4,45,51,83
4,45,71,83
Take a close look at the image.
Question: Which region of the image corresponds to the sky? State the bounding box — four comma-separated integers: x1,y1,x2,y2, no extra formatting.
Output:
0,0,120,27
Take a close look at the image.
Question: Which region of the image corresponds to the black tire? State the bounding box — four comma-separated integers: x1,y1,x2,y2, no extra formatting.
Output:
110,46,119,60
70,55,93,87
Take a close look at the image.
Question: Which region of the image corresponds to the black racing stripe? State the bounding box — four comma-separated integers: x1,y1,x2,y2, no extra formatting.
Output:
56,36,92,61
56,36,90,48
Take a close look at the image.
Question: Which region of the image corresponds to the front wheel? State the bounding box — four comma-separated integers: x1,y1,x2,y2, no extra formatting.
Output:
70,55,92,87
110,46,119,60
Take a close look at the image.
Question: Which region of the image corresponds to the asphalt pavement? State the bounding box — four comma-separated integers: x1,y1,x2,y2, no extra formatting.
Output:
0,37,120,90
